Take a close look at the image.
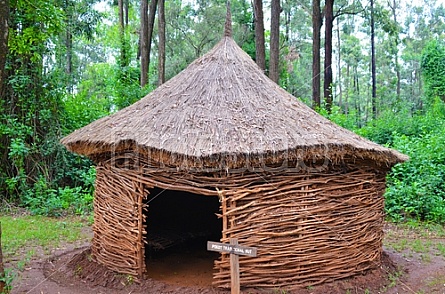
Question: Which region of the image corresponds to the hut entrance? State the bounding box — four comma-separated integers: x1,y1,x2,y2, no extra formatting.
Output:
144,187,221,286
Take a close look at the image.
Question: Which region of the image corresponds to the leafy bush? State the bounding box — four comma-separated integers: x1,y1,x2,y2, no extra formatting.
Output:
317,105,358,130
356,100,445,145
386,132,445,223
359,100,445,223
22,174,94,217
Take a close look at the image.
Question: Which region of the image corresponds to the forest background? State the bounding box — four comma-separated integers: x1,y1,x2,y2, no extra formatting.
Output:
0,0,444,224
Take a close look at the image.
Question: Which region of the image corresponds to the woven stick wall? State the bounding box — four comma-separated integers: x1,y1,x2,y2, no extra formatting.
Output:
214,169,386,289
92,153,387,289
92,163,147,277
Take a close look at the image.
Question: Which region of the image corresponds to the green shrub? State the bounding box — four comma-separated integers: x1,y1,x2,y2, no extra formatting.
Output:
22,171,94,217
347,99,445,223
386,131,445,223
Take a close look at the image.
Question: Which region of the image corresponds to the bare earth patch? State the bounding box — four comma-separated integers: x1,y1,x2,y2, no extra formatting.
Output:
9,223,445,294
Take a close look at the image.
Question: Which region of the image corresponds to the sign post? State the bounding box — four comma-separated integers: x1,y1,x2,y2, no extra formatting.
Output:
207,239,257,294
230,239,240,294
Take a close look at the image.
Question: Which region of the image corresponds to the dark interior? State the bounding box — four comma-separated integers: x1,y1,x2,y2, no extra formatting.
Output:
143,187,221,285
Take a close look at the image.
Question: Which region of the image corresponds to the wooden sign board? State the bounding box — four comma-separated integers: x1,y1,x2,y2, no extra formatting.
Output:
207,241,257,257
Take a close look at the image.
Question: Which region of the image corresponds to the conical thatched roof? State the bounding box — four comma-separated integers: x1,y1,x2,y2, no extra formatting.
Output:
61,36,407,170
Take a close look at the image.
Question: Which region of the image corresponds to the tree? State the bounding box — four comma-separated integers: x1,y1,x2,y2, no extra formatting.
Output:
269,0,281,83
324,0,363,113
140,0,158,87
253,0,266,71
1,0,66,200
371,0,377,119
118,0,127,67
61,0,101,93
0,0,8,98
421,40,445,102
324,0,334,112
388,0,401,100
312,0,322,108
158,0,165,85
140,0,148,86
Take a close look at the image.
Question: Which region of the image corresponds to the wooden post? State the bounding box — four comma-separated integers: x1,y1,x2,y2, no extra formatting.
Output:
230,238,240,294
136,181,144,277
207,240,256,293
0,222,5,293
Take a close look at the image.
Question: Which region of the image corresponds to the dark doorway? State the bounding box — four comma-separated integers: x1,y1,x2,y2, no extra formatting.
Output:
143,187,221,286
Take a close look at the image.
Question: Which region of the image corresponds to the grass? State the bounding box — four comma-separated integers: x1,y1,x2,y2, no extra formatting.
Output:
411,239,432,253
426,274,445,287
0,213,91,292
391,238,409,252
437,243,445,257
384,220,445,258
0,214,91,260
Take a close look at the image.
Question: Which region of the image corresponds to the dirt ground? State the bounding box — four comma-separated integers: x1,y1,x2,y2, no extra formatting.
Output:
9,223,445,294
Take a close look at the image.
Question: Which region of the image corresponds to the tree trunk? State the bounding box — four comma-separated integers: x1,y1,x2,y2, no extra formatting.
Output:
146,0,157,77
269,0,280,83
390,0,401,100
140,0,148,87
336,16,342,110
253,0,266,71
324,0,334,113
140,0,158,87
371,0,376,119
158,0,165,86
118,0,126,68
0,0,9,98
66,26,73,93
312,0,322,108
125,0,129,27
284,0,290,43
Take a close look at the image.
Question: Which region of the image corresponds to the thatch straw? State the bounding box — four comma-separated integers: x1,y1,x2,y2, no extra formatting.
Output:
61,36,407,170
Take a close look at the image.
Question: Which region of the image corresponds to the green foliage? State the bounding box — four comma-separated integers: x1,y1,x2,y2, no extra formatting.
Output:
386,130,445,223
0,215,89,255
358,100,445,223
22,171,95,217
421,39,445,102
0,267,15,293
317,105,357,130
357,100,445,145
0,215,90,292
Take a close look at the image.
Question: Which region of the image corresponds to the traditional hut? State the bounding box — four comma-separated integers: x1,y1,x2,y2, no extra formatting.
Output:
61,13,407,290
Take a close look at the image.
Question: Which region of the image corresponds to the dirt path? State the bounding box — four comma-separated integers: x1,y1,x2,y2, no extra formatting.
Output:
8,223,445,294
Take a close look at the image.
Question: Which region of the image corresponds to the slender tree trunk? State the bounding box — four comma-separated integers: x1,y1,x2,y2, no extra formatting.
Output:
66,26,73,93
253,0,266,71
284,0,290,43
337,16,342,110
158,0,165,86
118,0,126,68
324,0,334,113
140,0,148,87
312,0,322,108
0,0,9,98
390,0,401,100
146,0,157,75
125,0,129,27
140,0,158,87
371,0,376,119
269,0,280,83
345,64,349,114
